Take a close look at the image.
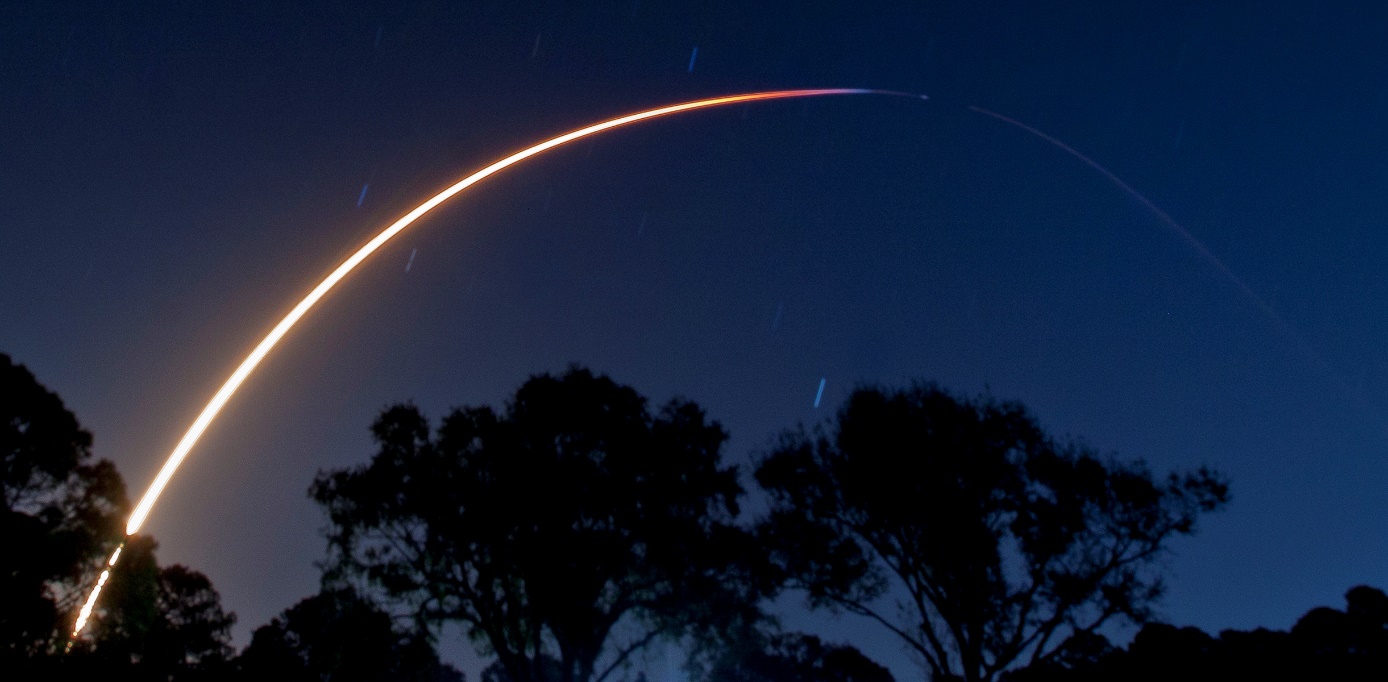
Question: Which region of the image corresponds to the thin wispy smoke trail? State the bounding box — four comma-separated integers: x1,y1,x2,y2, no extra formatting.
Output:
968,104,1385,434
968,106,1271,316
70,88,920,639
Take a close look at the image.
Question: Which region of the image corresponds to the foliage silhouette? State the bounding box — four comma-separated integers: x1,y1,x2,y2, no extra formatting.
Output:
480,654,564,682
311,366,770,682
754,382,1229,682
696,629,896,682
0,353,463,680
70,535,236,680
1,353,127,663
237,587,463,681
1004,585,1388,681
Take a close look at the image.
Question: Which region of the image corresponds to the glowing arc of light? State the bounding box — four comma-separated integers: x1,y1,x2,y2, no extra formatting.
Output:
72,569,110,636
122,88,889,537
73,88,910,638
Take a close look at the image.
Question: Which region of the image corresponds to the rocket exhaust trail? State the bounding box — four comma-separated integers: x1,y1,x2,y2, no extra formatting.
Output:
967,106,1269,313
69,88,921,638
968,105,1386,435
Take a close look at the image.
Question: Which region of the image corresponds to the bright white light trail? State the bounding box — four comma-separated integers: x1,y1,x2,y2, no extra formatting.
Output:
70,88,919,638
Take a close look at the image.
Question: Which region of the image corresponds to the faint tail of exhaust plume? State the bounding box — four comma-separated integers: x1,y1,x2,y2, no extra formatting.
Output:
968,104,1386,435
69,88,923,640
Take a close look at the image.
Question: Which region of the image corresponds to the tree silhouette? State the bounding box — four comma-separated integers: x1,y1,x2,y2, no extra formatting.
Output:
480,655,564,682
1,353,126,662
73,535,236,680
237,587,463,681
1291,585,1388,669
312,367,768,682
1006,585,1388,681
697,630,896,682
754,383,1229,682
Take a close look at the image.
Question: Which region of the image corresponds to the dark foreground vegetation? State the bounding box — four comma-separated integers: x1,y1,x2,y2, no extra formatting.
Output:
3,352,1381,680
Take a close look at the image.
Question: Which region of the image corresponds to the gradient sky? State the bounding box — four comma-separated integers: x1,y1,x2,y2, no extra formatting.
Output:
4,1,1388,679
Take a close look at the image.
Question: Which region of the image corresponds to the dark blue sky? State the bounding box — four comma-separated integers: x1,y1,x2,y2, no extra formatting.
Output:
4,1,1388,678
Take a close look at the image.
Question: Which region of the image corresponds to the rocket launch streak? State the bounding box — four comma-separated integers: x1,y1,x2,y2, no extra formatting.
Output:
72,88,916,638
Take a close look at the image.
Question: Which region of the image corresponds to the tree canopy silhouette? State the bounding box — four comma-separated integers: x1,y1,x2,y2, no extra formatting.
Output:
1,353,126,662
754,383,1229,682
311,367,768,682
1,353,466,680
72,535,236,680
697,630,896,682
1004,584,1388,681
237,587,463,682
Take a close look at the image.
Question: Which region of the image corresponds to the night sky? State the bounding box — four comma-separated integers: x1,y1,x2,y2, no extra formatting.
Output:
5,1,1388,678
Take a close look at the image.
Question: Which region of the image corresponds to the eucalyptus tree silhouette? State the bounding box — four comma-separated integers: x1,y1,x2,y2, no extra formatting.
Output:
755,382,1229,682
237,587,462,681
312,367,769,682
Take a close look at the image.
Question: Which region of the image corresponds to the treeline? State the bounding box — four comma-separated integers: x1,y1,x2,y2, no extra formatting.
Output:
1005,584,1388,681
2,353,1377,680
